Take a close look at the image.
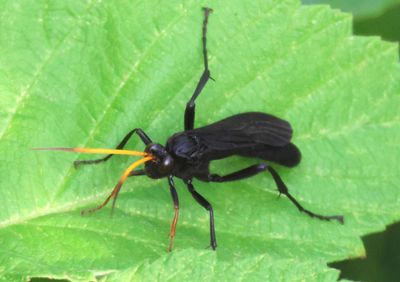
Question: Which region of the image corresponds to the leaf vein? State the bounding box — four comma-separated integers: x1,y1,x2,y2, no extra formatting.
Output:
0,0,101,140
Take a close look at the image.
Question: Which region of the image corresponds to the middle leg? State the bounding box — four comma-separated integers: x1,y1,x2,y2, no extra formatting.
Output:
186,179,217,250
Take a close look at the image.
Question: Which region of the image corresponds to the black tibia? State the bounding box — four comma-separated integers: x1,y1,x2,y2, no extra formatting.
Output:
208,164,268,182
184,7,213,131
168,176,179,251
186,179,217,250
74,128,152,167
267,166,344,223
209,164,344,224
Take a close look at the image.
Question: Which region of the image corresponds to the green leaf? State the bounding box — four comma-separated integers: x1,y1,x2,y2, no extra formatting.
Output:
100,250,339,282
1,0,399,281
302,0,400,19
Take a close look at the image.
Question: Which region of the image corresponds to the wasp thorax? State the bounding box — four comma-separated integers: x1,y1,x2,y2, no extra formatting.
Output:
144,143,174,179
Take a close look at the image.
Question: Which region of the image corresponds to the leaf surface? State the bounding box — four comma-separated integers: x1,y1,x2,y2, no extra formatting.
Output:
0,0,399,281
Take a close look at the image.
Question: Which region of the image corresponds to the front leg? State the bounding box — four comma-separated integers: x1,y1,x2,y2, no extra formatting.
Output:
74,128,152,167
168,175,180,252
186,179,217,250
184,7,213,130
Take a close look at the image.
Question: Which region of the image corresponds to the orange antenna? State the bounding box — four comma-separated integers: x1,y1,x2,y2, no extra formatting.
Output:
33,146,154,213
80,156,154,215
32,147,147,157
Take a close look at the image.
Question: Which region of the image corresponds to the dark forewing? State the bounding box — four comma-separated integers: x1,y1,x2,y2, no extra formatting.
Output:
193,112,292,148
167,112,298,166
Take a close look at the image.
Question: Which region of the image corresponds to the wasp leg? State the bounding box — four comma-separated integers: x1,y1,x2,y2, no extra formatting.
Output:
74,128,152,167
184,7,213,131
208,164,344,224
167,176,180,251
186,179,217,250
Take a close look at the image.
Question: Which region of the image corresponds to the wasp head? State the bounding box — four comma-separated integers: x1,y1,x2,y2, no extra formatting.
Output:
144,143,174,179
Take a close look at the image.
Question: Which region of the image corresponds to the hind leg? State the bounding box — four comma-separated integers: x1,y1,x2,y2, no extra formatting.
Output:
208,164,344,223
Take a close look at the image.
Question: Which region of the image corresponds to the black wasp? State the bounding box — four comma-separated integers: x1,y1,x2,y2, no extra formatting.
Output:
35,7,344,251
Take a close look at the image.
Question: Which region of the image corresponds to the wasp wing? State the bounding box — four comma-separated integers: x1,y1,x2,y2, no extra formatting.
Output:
193,112,292,149
167,112,299,166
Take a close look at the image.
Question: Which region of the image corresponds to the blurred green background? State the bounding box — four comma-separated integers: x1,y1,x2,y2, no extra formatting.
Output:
302,0,400,50
303,1,400,281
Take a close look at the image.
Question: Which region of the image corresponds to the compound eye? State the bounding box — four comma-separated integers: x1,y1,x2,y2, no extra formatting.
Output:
145,143,161,157
149,144,158,154
160,155,174,173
